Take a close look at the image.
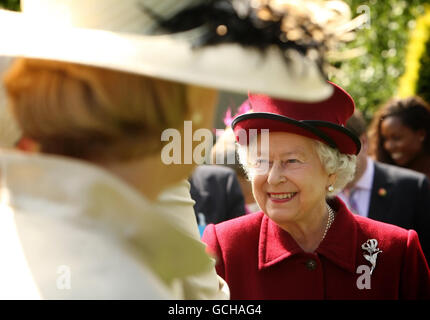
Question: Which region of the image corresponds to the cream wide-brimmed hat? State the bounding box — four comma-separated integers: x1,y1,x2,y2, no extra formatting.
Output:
0,0,362,101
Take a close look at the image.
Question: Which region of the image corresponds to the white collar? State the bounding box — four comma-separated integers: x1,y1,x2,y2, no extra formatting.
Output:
354,157,374,191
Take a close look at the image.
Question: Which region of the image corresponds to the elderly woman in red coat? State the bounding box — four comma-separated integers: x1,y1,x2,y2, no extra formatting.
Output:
202,82,430,299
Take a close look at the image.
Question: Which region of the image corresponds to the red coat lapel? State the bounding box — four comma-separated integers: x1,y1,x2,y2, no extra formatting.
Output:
258,198,357,273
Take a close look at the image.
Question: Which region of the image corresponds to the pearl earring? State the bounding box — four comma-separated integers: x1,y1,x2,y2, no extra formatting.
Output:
328,185,334,192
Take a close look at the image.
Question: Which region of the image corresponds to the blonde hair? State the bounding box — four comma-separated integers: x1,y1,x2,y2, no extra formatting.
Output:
3,58,190,161
237,136,356,197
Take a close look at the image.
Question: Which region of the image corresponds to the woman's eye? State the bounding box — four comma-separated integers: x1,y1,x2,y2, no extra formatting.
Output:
253,159,270,167
256,159,268,165
279,159,302,167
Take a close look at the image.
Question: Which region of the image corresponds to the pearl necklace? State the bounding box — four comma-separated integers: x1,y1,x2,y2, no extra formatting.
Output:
322,204,335,241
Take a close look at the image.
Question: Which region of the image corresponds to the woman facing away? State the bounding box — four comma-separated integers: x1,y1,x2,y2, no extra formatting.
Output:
1,58,222,299
368,96,430,180
0,0,359,299
202,82,430,299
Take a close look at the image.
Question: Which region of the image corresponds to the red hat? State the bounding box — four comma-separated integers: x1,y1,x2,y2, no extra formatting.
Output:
231,82,361,155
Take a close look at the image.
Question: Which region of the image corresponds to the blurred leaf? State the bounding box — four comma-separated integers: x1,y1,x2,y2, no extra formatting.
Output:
330,0,427,122
0,0,20,11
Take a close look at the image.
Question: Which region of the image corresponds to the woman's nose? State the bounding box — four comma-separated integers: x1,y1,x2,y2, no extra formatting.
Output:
384,139,396,152
267,163,286,185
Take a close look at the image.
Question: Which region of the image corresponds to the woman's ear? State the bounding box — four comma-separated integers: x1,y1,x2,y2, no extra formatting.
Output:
359,133,369,154
327,173,337,189
417,129,426,143
15,136,40,153
185,85,218,130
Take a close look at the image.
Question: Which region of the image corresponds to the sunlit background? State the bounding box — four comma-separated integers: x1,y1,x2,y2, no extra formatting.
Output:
1,0,430,126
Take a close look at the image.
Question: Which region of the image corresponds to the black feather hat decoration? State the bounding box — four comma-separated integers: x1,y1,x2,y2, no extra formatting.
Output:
142,0,364,78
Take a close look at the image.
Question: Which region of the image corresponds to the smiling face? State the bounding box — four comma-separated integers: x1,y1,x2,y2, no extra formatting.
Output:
380,116,425,167
249,132,334,227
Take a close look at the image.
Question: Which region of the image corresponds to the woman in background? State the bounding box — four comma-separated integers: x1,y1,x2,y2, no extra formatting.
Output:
369,96,430,179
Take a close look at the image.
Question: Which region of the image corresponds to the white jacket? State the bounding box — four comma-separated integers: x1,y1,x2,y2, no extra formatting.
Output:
0,150,226,299
154,179,229,299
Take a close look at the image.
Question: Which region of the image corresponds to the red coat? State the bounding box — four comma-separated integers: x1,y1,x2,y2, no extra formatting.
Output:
202,198,430,299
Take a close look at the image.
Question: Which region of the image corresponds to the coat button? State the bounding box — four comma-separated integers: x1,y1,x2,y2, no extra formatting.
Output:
305,259,317,270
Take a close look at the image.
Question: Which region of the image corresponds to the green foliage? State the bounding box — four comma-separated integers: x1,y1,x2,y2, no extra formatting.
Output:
416,27,430,104
0,0,20,11
330,0,426,121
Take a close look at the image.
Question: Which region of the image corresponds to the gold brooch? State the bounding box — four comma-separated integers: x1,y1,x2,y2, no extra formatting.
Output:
378,188,387,197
